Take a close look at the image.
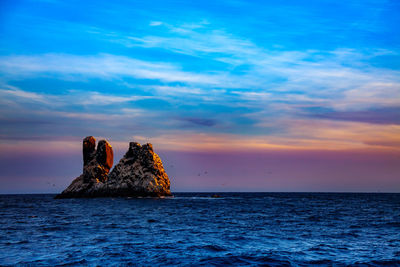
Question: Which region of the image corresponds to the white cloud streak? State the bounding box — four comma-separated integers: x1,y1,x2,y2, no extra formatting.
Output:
0,53,226,85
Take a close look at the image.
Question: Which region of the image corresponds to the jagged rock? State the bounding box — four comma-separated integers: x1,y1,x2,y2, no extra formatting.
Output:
106,142,171,197
56,137,113,197
55,137,172,198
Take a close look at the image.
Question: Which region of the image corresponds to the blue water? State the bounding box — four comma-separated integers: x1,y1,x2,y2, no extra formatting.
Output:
1,193,400,266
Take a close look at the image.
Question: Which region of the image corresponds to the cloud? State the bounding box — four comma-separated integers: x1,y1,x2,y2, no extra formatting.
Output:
151,85,204,95
0,84,157,108
103,22,400,111
2,118,399,156
1,21,400,154
1,37,399,114
0,84,48,104
78,91,144,105
124,23,258,59
129,121,400,151
180,117,217,127
304,106,400,125
149,21,162,26
0,53,226,85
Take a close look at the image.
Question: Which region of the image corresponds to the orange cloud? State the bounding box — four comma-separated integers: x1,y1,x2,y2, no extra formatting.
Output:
1,118,399,155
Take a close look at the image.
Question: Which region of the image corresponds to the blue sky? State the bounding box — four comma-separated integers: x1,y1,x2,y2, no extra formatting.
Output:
0,0,399,192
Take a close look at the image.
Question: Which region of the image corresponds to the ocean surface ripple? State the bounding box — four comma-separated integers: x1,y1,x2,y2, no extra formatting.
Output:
0,193,400,266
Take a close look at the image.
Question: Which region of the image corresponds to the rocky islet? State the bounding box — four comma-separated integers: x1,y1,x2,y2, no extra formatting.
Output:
56,136,171,198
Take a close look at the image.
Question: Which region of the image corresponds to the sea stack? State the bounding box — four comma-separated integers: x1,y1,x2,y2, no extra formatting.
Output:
56,136,172,198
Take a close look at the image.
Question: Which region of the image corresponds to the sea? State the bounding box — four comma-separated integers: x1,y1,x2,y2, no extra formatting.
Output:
0,193,399,266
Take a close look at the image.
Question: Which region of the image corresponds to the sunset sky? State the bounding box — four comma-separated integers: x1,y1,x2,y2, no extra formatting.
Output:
0,0,399,193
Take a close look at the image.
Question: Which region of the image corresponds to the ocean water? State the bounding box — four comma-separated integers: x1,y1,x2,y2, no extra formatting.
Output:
0,193,400,266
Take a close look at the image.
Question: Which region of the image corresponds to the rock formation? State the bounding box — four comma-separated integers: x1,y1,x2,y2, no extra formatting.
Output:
55,136,172,198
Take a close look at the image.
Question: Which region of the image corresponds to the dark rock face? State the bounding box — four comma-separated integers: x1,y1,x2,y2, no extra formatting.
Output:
83,136,96,165
56,136,171,198
81,138,112,183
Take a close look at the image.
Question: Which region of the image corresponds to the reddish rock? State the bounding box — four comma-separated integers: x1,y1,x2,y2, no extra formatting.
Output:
56,137,171,198
96,140,113,171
